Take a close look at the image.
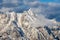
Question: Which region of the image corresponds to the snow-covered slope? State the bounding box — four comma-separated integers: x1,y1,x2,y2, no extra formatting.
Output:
0,9,60,40
18,8,58,28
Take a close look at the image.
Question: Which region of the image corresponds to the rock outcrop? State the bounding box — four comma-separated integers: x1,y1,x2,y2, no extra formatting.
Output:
0,9,60,40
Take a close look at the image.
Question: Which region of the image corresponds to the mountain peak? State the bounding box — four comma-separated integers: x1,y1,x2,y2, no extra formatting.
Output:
0,9,60,40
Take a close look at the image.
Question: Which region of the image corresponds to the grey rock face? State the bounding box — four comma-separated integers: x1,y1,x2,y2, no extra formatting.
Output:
0,9,60,40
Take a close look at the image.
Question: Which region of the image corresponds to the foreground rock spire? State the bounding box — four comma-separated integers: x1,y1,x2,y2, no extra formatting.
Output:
0,9,60,40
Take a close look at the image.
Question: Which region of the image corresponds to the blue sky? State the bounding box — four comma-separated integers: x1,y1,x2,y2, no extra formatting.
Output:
0,0,2,3
40,0,55,2
0,0,60,3
39,0,60,3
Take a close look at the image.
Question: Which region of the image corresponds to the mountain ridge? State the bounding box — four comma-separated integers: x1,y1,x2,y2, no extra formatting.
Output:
0,8,60,40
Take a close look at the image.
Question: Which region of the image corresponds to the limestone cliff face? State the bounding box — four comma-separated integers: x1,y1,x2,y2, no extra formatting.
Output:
0,9,60,40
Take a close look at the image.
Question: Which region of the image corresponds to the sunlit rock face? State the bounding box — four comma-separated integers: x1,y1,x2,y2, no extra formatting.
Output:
0,9,60,40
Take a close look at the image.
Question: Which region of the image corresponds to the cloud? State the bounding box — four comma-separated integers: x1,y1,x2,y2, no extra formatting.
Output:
1,0,40,12
0,0,29,12
41,3,60,22
23,0,40,7
24,2,60,22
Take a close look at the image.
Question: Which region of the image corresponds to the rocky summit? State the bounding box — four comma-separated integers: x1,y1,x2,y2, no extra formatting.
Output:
0,9,60,40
